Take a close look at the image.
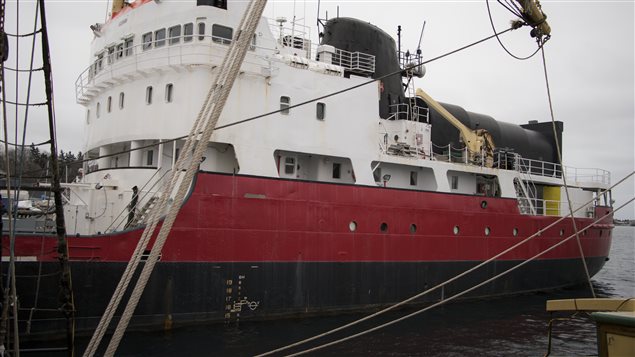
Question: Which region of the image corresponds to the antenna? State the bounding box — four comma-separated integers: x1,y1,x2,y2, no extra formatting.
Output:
416,21,426,63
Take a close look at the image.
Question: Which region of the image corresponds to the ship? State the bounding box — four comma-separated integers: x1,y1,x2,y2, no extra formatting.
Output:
1,0,614,340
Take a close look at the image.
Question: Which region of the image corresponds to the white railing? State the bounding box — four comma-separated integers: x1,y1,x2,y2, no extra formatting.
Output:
330,48,375,75
75,34,278,103
387,103,428,122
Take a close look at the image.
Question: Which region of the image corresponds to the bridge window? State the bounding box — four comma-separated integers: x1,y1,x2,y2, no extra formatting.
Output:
168,25,181,45
183,23,193,42
197,0,227,9
198,23,206,41
124,37,134,56
212,24,233,44
142,32,152,51
155,28,166,47
116,43,124,60
107,46,115,64
280,96,290,115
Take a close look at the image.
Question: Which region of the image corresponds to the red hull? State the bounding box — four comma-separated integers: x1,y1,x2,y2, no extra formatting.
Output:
4,172,614,264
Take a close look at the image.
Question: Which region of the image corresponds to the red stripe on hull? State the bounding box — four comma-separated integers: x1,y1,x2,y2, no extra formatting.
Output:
3,172,613,263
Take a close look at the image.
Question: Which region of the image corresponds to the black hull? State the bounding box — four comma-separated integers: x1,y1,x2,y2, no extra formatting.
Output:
11,257,606,340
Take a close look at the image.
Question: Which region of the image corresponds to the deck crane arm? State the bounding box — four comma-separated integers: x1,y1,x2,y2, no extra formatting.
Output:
415,88,495,167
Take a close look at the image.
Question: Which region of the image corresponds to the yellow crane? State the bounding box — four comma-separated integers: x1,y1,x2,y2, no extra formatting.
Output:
415,88,495,167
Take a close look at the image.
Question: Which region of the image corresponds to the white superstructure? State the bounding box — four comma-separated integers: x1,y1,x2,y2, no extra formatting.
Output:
63,0,610,235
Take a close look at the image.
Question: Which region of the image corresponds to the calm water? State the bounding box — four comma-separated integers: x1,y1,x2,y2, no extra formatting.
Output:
31,226,635,356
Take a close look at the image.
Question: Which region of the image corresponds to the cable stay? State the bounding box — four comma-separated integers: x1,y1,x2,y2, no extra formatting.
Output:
255,172,633,357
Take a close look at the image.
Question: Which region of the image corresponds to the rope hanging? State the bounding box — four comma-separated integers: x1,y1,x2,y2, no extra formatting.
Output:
83,1,269,355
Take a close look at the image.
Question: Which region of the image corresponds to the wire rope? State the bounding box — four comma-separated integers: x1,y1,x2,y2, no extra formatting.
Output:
264,192,634,356
255,172,633,356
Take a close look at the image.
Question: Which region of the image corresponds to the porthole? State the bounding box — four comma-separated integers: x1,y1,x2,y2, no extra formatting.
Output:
380,222,388,232
513,228,518,237
480,200,487,209
349,221,357,232
485,227,491,236
410,224,417,234
453,225,459,235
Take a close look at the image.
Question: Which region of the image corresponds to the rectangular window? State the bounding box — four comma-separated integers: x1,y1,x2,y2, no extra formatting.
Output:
332,163,341,179
249,34,257,51
280,96,290,115
155,28,166,47
197,0,227,9
107,46,115,64
107,96,112,113
183,23,194,42
96,102,101,118
124,37,134,56
86,109,90,124
212,24,233,44
373,167,382,183
119,92,125,109
197,22,206,41
316,102,325,120
165,83,174,103
168,25,181,45
142,32,153,51
97,53,104,71
284,157,295,175
146,86,153,105
451,175,459,190
410,171,418,186
147,150,154,166
116,43,124,59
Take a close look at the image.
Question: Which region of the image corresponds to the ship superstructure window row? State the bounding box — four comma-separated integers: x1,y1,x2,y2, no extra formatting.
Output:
90,19,246,78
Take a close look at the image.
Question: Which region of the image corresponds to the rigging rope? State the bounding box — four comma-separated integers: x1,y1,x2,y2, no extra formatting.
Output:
255,172,633,357
263,190,634,356
540,45,596,298
83,1,269,356
486,0,547,61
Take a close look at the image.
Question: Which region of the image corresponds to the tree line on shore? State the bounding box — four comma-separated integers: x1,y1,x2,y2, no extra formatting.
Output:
0,144,83,186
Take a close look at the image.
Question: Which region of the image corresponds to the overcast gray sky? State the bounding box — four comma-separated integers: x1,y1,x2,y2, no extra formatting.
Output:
3,0,634,218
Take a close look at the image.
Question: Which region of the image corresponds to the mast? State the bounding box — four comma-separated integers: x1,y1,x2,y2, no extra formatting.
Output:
38,0,75,355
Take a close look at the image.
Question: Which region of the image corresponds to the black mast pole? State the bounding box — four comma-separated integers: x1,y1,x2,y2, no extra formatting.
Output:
37,0,75,355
